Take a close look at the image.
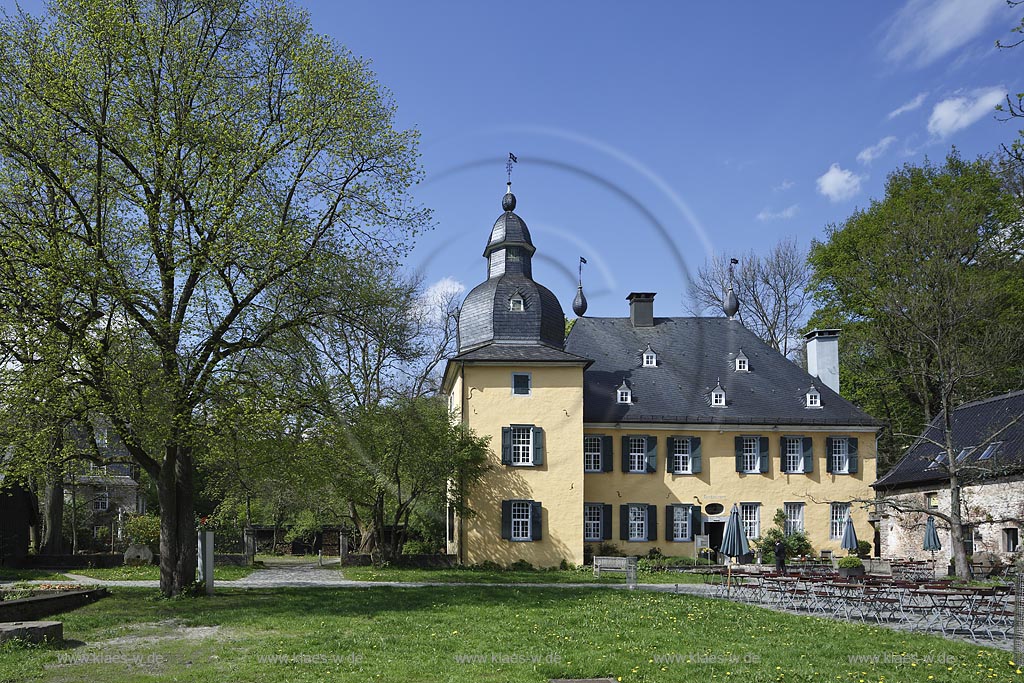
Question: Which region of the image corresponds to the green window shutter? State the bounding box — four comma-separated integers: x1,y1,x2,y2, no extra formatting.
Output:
601,436,613,472
602,504,612,540
501,427,511,465
532,427,544,466
691,437,702,473
759,437,769,473
665,505,674,542
647,504,658,541
619,504,628,540
500,500,512,540
848,438,859,474
646,436,657,473
530,501,542,540
690,505,702,540
802,437,814,473
779,437,789,473
666,436,675,470
621,436,630,473
734,436,743,472
826,437,834,473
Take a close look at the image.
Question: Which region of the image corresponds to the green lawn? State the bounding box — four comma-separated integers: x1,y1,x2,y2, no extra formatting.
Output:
340,565,707,584
70,565,254,581
0,586,1017,683
0,568,70,582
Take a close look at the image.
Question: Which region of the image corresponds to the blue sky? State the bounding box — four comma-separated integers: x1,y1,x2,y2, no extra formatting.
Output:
8,1,1022,320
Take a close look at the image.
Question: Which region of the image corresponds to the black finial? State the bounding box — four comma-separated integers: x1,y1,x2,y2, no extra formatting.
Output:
502,184,516,211
573,256,588,316
723,257,740,318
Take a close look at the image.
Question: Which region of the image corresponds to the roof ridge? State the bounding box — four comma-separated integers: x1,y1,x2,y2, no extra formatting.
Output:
951,389,1024,411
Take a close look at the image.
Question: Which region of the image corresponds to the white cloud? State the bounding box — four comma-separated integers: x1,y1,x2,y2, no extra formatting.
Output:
888,92,928,119
773,179,796,192
882,0,1006,67
422,276,465,308
816,164,865,202
756,204,799,222
857,136,898,165
926,86,1006,137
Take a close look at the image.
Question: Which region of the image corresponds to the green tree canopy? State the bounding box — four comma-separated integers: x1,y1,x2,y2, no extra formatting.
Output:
0,0,427,595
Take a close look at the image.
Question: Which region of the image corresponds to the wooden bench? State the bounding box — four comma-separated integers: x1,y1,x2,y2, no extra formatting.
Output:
593,556,638,582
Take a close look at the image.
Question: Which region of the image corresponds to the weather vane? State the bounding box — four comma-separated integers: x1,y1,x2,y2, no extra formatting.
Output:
506,152,518,184
578,256,587,285
728,257,739,283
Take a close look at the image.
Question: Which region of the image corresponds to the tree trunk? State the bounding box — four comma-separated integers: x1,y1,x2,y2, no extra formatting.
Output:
948,472,971,579
157,446,197,597
41,471,64,555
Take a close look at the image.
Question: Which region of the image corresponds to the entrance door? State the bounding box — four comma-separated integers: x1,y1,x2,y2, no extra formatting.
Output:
706,521,725,561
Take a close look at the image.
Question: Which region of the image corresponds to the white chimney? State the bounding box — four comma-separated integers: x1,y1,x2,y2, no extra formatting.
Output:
805,329,840,395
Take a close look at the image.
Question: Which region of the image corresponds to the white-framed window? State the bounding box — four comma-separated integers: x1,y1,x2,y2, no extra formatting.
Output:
735,352,748,372
673,438,691,474
785,437,803,473
629,436,647,473
673,505,691,541
1004,528,1019,553
628,505,647,541
742,436,759,473
93,525,107,540
806,388,821,408
511,501,531,541
642,346,657,367
511,426,533,465
711,387,726,406
584,504,603,541
830,503,851,540
831,438,849,474
925,492,939,510
509,295,524,312
784,502,804,535
512,372,531,396
740,503,760,540
94,491,110,512
584,436,602,473
617,383,631,404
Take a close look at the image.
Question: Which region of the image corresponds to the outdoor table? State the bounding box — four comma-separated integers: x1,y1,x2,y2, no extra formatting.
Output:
909,589,975,635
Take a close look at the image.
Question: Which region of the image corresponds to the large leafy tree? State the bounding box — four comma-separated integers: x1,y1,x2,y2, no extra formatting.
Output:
808,150,1024,578
0,0,426,595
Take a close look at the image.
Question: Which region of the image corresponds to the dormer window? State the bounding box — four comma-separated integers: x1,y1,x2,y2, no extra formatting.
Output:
642,345,657,367
617,381,632,405
805,386,821,408
509,295,524,312
735,350,749,372
711,381,726,407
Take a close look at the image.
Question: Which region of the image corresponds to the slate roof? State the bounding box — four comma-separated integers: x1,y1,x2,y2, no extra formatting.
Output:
451,342,591,364
564,316,881,427
872,390,1024,490
456,273,566,351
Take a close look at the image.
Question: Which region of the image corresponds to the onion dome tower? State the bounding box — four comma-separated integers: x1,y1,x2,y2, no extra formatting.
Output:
456,184,567,352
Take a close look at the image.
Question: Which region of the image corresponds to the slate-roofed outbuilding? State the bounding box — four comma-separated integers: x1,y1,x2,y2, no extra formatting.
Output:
564,315,881,427
872,390,1024,491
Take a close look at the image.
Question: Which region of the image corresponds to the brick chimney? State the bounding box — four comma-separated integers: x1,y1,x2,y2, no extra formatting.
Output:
627,292,656,327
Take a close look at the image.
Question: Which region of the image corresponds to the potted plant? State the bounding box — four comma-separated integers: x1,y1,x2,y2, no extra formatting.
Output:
837,555,864,578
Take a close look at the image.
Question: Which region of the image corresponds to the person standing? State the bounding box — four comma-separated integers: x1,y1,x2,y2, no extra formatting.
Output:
774,539,786,574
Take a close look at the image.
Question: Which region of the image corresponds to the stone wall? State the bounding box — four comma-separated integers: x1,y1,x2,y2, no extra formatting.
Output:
877,476,1024,564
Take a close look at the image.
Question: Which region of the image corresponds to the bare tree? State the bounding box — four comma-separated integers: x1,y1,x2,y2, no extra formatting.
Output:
687,237,811,358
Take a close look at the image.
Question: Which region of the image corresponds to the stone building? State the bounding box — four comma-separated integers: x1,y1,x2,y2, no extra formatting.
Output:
873,390,1024,565
443,185,881,567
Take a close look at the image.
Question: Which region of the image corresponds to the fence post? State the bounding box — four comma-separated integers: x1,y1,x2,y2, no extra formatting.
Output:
1015,573,1023,665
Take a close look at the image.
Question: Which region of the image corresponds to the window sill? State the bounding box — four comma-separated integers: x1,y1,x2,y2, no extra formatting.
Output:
672,471,694,475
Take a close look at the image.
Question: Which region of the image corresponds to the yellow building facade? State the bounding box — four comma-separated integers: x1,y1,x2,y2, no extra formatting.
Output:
443,187,880,568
